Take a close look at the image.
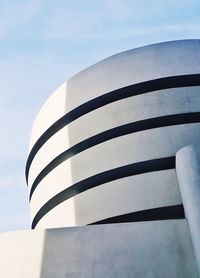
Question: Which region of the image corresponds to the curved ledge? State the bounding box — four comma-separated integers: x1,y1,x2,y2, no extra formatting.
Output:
31,156,175,228
176,143,200,274
26,74,200,181
29,112,200,200
88,204,185,225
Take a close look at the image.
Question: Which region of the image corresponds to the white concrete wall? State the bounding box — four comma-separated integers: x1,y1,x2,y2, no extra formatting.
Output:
41,221,198,278
0,221,197,278
28,82,67,151
36,170,181,227
176,143,200,274
0,229,45,278
27,40,200,228
66,39,200,111
28,86,200,186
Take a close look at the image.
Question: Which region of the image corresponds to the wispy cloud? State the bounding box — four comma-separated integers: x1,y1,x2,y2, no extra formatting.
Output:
0,0,44,39
0,0,199,40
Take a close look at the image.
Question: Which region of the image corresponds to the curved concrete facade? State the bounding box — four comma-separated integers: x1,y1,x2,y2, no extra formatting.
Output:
176,143,200,273
26,39,200,229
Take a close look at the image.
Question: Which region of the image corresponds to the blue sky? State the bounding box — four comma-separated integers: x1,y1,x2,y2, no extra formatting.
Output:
0,0,200,232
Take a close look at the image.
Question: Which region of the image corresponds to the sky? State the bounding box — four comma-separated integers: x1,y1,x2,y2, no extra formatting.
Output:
0,0,200,232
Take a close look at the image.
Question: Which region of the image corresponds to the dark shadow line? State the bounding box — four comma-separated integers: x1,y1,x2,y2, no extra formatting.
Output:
29,112,200,200
26,74,200,181
88,204,185,225
31,156,175,228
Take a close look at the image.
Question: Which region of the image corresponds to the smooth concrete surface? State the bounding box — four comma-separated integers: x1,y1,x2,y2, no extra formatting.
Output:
73,169,181,225
28,86,200,186
27,40,200,228
33,169,181,227
0,229,45,278
34,197,76,228
68,86,200,147
0,221,198,278
30,158,73,220
66,40,200,111
41,221,198,278
29,40,200,149
29,82,67,150
69,124,200,184
176,143,200,275
29,123,200,187
31,124,200,225
28,126,70,185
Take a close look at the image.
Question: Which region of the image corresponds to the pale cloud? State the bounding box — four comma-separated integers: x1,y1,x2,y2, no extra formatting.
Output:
32,0,200,40
0,0,44,39
0,0,198,40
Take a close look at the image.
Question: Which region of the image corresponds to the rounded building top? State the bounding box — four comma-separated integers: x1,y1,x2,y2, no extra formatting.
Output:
67,39,200,111
26,39,200,229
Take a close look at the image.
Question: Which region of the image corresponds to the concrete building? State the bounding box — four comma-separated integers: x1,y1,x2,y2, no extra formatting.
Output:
1,39,200,277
